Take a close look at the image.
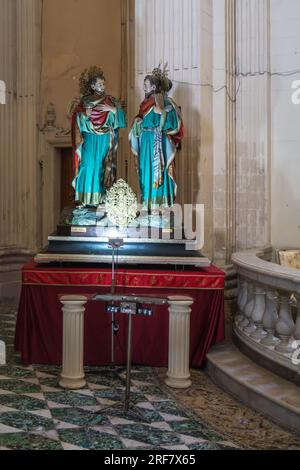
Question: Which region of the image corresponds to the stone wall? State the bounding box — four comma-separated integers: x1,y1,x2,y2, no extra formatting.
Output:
270,0,300,249
40,0,122,130
0,0,123,300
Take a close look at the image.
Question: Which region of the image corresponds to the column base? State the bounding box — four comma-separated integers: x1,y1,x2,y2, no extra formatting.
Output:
260,332,280,346
59,374,86,390
165,374,192,389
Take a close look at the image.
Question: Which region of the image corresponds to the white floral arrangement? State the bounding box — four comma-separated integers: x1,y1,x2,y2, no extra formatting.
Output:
105,179,138,228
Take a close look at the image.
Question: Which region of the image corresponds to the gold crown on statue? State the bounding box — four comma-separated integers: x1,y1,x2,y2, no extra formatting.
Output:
151,62,170,92
79,66,105,96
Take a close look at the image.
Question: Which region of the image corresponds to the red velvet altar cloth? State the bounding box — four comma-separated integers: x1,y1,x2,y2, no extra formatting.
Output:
15,262,225,368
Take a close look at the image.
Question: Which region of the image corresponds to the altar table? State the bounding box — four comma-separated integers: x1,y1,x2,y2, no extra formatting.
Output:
15,262,225,367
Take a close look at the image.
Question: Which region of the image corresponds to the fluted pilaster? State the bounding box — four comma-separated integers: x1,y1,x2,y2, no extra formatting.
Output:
225,0,237,262
235,0,271,249
0,0,17,249
0,0,41,254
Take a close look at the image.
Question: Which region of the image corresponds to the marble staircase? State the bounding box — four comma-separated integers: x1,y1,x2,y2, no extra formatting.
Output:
206,342,300,433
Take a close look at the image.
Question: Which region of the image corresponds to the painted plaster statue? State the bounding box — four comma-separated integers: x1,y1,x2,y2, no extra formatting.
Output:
129,65,184,210
72,66,126,206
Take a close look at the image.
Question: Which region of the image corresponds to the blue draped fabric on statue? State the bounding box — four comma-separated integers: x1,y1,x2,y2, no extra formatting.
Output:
129,96,183,209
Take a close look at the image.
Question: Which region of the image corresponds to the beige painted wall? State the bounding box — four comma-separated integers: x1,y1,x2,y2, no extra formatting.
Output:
40,0,122,129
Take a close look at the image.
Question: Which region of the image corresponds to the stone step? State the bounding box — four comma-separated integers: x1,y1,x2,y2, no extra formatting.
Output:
206,342,300,433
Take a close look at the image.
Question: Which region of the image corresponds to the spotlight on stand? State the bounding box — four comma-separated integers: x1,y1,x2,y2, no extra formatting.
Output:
108,238,124,250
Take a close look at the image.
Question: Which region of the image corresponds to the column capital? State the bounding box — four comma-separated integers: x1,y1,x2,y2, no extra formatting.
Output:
60,295,88,305
168,296,194,305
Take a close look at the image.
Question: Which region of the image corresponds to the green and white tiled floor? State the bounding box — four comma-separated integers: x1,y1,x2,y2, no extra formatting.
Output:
2,304,300,450
0,363,239,450
0,304,239,451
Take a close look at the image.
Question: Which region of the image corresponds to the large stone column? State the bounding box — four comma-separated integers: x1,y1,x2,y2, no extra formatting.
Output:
165,296,193,389
59,295,88,390
0,0,42,301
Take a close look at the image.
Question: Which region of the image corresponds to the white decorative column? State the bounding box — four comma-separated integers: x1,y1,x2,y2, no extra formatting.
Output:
165,296,193,389
59,295,87,389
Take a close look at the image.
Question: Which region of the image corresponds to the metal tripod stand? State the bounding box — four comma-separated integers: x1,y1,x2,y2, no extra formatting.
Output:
93,238,167,411
108,238,123,364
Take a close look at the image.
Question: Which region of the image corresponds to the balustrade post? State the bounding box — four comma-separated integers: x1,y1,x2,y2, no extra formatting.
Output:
239,281,254,328
261,290,280,346
237,278,248,323
243,283,256,334
250,286,267,340
275,292,295,354
293,294,300,342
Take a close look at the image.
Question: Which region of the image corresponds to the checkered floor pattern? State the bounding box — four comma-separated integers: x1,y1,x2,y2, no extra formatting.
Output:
0,363,241,450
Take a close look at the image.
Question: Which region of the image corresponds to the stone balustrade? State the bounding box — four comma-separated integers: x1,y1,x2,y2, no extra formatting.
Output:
232,250,300,382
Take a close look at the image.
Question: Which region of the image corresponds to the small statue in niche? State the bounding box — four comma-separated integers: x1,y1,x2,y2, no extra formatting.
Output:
129,64,184,211
44,102,57,130
72,66,126,207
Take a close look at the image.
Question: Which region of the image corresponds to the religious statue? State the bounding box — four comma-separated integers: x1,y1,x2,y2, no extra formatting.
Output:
72,66,126,206
129,65,184,211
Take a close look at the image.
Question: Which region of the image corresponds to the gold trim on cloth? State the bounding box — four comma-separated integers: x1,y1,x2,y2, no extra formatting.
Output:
22,283,224,290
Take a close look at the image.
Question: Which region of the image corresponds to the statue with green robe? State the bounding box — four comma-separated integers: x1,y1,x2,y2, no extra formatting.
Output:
129,65,184,211
72,67,126,206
